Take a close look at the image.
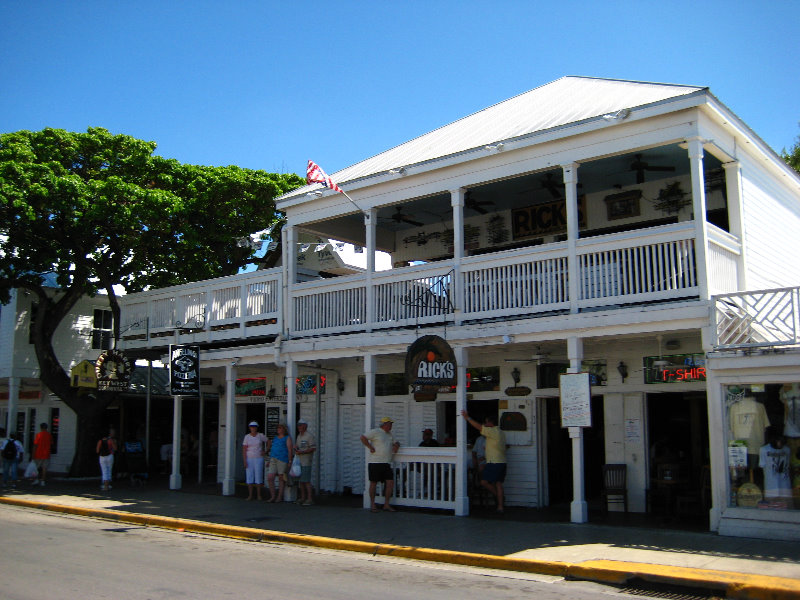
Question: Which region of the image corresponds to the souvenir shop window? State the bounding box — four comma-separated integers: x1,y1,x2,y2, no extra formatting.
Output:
725,384,799,511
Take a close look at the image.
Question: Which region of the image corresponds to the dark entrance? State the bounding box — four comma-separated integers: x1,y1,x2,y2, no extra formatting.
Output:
646,392,710,519
545,395,605,506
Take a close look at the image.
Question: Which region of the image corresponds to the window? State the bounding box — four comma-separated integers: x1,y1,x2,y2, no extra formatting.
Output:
725,383,799,511
92,309,113,350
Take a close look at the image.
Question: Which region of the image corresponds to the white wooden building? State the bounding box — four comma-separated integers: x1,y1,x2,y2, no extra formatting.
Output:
0,286,114,474
118,77,800,538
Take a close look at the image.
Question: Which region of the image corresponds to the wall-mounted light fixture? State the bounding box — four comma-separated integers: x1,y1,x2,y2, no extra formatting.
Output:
617,361,628,383
337,379,345,393
511,367,521,386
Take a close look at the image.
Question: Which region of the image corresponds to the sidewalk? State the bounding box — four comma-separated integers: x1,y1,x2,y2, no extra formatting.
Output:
3,477,800,599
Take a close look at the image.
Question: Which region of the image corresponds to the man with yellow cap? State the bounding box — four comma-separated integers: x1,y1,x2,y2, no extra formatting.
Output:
360,417,401,512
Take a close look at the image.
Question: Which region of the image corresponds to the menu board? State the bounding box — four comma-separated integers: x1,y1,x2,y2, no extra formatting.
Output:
559,372,592,428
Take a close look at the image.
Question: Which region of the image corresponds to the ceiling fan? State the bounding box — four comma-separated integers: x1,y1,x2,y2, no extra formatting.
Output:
539,173,563,199
504,347,552,364
464,191,494,214
384,206,423,227
630,153,675,184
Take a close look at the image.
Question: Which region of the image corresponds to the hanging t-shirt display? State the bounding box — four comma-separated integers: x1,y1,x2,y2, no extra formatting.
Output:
729,397,770,455
759,442,792,499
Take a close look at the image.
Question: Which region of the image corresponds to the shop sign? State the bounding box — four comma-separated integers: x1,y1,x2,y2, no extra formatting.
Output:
95,349,132,392
236,377,267,396
644,353,706,384
511,195,586,240
405,335,457,395
169,344,200,396
71,360,98,388
559,372,592,428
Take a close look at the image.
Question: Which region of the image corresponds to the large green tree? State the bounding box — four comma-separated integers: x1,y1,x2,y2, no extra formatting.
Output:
0,127,303,474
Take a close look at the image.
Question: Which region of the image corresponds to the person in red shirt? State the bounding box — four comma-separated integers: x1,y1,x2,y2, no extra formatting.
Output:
32,423,53,486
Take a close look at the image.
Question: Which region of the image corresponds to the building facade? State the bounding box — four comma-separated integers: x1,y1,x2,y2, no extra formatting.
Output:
118,77,800,538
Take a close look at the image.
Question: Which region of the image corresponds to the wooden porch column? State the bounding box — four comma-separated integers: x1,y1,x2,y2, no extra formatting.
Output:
362,354,376,509
562,163,580,313
454,346,469,515
450,188,465,325
222,362,238,496
567,335,588,523
286,359,297,440
723,160,747,290
169,395,183,490
365,209,376,332
687,138,710,300
284,225,297,338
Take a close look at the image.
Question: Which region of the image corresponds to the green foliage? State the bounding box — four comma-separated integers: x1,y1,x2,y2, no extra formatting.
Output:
0,127,303,301
0,127,303,473
782,126,800,174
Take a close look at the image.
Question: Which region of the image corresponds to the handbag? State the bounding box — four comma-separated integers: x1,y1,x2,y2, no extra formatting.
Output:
289,455,301,478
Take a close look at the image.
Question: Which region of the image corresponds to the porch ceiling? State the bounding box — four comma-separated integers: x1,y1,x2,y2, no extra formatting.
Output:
307,144,699,243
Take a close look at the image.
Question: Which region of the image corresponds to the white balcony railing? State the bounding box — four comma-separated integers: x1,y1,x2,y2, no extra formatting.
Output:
119,223,706,346
713,286,800,349
119,268,282,347
374,447,458,510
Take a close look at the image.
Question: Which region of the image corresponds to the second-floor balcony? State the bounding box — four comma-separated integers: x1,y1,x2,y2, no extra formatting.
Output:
120,220,740,349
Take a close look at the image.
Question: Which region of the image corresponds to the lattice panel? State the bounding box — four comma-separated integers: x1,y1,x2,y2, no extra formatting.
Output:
715,288,799,348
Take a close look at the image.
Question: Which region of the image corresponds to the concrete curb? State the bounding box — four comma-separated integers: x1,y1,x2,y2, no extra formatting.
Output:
3,496,799,600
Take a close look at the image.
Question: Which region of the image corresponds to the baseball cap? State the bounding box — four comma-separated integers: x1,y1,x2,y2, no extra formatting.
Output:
298,419,308,425
380,416,393,424
248,421,259,427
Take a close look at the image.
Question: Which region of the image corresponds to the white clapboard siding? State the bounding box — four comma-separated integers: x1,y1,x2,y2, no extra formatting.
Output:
504,445,540,507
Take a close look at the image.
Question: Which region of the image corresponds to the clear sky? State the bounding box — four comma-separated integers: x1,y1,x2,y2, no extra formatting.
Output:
1,1,798,179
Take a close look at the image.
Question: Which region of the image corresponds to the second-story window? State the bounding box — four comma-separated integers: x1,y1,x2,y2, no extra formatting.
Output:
92,309,113,350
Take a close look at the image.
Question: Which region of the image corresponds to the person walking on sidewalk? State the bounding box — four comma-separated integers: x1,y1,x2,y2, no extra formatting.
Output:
294,419,316,505
462,410,506,513
361,416,400,513
31,422,53,486
266,423,293,502
96,427,118,491
242,421,267,501
2,431,24,489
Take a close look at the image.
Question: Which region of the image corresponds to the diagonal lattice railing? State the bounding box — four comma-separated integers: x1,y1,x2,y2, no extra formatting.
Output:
713,286,800,349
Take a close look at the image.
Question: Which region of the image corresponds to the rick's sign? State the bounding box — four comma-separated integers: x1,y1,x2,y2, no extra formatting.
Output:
405,335,457,400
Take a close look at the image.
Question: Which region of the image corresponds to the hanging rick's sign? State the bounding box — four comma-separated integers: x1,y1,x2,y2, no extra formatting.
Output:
170,344,200,396
405,335,457,401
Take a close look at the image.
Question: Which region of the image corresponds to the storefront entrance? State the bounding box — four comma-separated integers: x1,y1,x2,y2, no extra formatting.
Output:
646,391,710,521
545,395,605,507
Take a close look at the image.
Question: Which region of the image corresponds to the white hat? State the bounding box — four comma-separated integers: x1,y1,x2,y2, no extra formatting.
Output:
248,421,259,427
297,419,308,425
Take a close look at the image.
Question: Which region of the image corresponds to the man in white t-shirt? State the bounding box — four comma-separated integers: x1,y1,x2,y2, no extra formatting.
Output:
360,417,400,513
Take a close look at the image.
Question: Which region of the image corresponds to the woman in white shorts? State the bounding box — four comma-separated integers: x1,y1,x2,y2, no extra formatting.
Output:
242,421,268,500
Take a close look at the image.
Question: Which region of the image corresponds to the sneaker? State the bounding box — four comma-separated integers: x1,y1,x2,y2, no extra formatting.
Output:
40,481,45,487
31,479,38,486
302,500,314,506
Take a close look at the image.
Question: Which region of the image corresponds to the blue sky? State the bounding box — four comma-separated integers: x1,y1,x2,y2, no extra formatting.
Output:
1,1,798,178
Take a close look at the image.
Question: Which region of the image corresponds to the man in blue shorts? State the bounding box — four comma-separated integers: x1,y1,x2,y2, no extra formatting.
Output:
461,410,507,513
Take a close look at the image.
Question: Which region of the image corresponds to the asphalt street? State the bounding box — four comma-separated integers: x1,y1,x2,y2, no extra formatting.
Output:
1,504,657,600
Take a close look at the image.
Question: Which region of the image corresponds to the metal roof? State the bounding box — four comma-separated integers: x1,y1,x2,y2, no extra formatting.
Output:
281,76,706,202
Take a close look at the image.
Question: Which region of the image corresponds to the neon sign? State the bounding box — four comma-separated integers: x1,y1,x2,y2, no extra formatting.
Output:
644,353,706,384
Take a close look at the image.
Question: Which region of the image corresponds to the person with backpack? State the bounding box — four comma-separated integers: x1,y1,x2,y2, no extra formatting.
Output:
96,427,118,491
2,431,24,489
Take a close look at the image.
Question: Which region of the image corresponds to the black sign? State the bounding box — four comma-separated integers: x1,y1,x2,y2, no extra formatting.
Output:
170,345,200,396
405,335,457,394
95,349,132,392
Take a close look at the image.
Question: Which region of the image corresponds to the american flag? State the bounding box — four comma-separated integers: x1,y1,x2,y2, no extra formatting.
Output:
306,160,343,194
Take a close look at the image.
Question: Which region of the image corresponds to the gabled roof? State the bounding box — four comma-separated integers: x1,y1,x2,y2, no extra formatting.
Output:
282,76,706,201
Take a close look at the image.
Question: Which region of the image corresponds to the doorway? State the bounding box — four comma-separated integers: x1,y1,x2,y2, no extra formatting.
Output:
544,395,605,506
